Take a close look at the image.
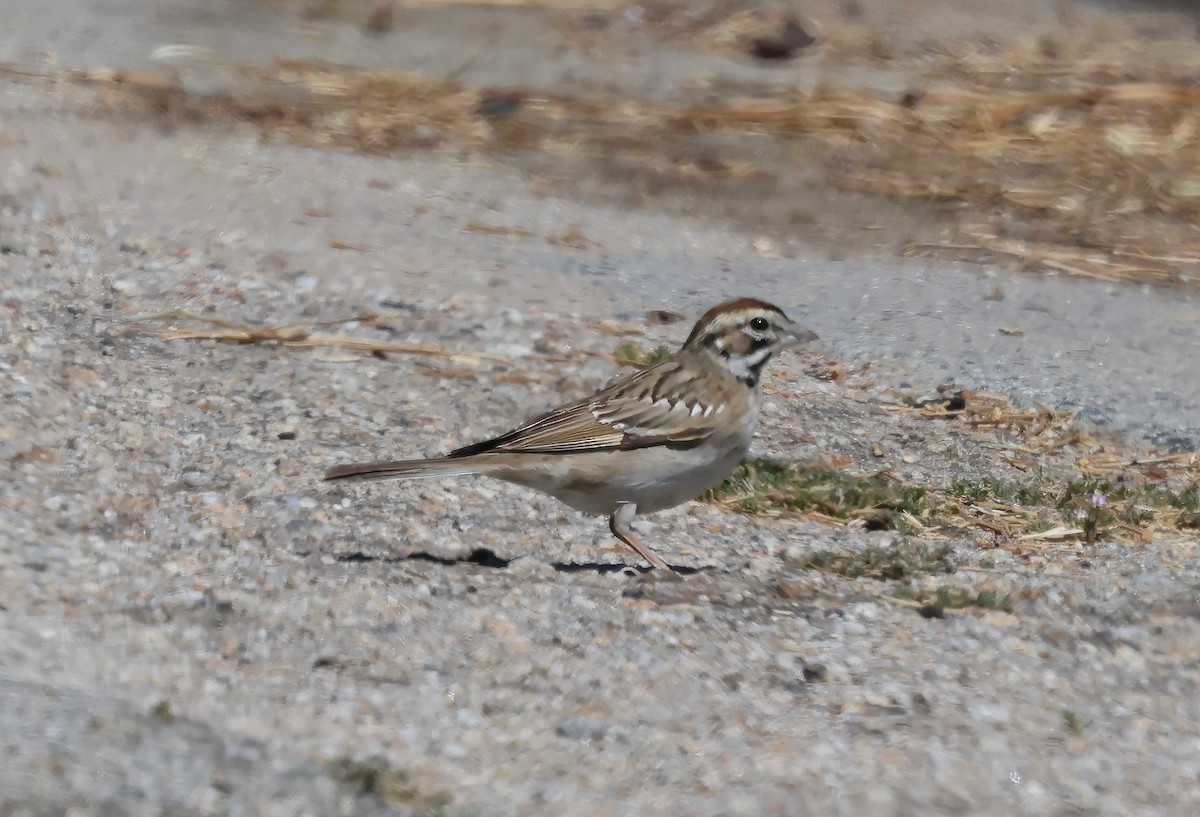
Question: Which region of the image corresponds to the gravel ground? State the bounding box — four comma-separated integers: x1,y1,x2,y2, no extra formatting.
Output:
4,2,1200,815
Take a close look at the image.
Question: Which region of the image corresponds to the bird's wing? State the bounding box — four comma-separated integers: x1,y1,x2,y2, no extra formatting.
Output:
448,358,725,457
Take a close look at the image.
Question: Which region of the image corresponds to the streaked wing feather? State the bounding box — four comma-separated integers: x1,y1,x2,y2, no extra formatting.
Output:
501,404,627,452
448,358,720,457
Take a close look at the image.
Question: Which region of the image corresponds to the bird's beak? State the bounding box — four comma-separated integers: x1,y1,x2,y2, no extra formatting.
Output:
781,325,820,349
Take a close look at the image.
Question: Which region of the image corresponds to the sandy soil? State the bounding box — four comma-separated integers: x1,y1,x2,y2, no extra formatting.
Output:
2,1,1200,816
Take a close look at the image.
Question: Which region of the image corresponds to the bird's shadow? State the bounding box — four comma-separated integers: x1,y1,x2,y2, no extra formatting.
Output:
329,547,710,576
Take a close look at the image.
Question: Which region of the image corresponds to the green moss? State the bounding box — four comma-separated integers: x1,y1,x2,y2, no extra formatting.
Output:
1062,709,1081,735
949,473,1200,541
149,699,175,724
710,457,1198,541
329,756,451,811
706,457,928,532
612,340,671,368
798,543,954,580
892,584,1012,612
1022,516,1059,534
1057,475,1200,541
947,475,1056,507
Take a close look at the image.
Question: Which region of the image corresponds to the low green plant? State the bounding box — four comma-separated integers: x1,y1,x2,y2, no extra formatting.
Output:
706,457,928,532
149,699,175,724
709,457,1198,542
612,340,671,368
892,584,1012,612
329,756,451,811
799,543,954,580
949,473,1200,541
947,474,1055,507
1062,709,1081,735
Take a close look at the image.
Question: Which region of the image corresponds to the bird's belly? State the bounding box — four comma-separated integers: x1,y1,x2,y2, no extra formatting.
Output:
497,441,750,516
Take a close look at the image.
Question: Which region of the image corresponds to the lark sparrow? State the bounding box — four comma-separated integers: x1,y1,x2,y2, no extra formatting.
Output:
324,297,817,570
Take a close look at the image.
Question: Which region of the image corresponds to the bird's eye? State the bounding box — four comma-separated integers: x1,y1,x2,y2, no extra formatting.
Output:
749,317,770,332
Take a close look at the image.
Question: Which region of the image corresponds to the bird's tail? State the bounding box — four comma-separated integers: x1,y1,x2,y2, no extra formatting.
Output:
324,455,494,483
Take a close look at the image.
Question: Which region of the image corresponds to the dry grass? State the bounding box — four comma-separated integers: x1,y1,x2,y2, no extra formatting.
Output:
706,457,930,532
45,38,1200,289
120,309,507,365
877,389,1075,439
708,450,1199,550
872,388,1200,545
945,472,1200,547
707,379,1200,549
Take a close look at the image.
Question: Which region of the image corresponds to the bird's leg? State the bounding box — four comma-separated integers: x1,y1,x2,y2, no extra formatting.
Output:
609,502,670,571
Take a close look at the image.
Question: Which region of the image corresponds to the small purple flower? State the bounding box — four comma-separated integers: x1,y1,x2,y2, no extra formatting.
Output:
1090,490,1108,508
